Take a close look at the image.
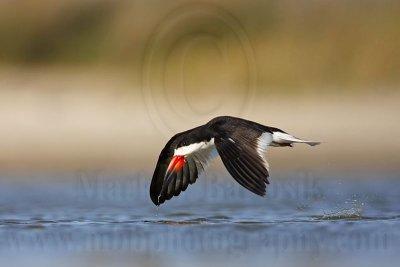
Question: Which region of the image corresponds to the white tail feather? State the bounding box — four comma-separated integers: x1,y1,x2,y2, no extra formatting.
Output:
272,132,320,146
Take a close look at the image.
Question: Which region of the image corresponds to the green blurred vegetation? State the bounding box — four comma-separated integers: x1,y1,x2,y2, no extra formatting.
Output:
0,0,399,89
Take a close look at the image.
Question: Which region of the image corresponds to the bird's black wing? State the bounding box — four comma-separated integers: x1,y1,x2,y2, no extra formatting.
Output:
150,128,216,206
215,135,270,196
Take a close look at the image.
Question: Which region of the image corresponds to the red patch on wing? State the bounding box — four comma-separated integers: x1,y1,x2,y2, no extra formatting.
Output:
168,155,185,172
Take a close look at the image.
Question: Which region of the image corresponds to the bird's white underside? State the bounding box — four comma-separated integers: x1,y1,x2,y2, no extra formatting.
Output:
174,138,216,156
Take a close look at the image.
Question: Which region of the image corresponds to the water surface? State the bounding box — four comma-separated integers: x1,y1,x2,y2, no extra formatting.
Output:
0,171,399,267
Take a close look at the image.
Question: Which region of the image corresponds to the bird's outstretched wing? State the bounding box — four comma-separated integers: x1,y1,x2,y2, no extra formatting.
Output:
214,133,270,197
150,138,217,206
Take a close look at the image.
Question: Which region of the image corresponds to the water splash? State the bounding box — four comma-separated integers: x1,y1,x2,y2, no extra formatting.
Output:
316,198,364,220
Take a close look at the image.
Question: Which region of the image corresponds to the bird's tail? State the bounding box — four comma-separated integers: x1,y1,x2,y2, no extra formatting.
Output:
272,132,320,147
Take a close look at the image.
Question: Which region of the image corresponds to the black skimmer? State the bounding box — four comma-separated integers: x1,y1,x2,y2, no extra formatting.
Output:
150,116,320,205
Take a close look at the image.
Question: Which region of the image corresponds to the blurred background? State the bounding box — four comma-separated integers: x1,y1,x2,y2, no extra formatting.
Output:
1,1,400,267
0,0,399,172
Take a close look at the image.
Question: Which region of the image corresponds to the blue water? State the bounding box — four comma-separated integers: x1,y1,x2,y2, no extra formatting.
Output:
0,171,399,267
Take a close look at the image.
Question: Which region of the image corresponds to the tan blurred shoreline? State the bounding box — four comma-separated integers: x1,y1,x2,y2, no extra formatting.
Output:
0,68,399,172
0,0,399,174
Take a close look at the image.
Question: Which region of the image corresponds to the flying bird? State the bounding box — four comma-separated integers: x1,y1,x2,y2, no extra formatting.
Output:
150,116,320,205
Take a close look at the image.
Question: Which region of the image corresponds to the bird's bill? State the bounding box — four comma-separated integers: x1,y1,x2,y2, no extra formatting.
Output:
167,155,185,173
160,155,186,195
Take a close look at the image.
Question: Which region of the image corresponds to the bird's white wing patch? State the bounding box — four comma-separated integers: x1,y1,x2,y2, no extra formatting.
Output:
256,132,272,157
256,132,273,170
